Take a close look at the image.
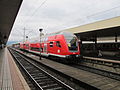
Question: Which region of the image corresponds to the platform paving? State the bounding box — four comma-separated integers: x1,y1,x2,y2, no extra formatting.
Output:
0,48,30,90
0,48,13,90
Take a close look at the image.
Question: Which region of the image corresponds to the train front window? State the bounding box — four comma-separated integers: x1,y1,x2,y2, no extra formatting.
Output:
65,35,78,51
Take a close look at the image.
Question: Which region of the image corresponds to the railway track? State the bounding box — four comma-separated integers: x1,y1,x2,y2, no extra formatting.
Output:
72,64,120,81
32,52,120,81
14,48,120,81
9,48,74,90
83,56,120,68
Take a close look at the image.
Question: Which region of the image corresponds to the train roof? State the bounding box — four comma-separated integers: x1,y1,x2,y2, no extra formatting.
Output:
46,31,74,37
27,31,75,43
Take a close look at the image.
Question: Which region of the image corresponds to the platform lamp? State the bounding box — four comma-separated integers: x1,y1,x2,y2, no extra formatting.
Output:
26,36,29,51
39,29,43,60
26,36,28,41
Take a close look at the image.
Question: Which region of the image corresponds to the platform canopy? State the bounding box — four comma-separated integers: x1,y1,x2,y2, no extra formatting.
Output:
64,16,120,41
0,0,23,46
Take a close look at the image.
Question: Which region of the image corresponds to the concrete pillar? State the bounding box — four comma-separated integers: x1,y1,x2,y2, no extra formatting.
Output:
115,35,117,42
79,39,82,55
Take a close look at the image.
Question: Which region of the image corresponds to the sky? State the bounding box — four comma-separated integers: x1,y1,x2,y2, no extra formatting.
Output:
8,0,120,42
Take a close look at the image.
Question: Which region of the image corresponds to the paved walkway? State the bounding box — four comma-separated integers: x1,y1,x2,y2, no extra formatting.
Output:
0,48,30,90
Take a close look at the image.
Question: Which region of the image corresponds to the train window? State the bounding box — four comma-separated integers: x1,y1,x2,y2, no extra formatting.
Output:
116,44,119,48
26,44,29,47
31,47,40,51
50,42,53,47
56,41,61,47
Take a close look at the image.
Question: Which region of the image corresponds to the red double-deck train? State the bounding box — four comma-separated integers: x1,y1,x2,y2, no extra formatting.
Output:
17,31,81,62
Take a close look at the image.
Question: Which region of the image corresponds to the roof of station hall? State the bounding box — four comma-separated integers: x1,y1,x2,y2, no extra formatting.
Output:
0,0,23,45
63,16,120,38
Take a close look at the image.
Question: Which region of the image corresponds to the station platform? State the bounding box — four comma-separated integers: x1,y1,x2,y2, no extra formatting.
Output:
0,48,30,90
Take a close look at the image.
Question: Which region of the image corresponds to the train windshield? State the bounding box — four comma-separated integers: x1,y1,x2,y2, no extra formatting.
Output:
63,32,78,52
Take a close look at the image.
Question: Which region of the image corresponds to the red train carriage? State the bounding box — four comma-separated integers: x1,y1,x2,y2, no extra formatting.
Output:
20,31,81,62
30,43,40,52
47,32,80,57
20,42,30,50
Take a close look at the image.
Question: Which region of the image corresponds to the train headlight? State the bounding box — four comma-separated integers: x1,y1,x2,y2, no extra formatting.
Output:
76,55,80,57
57,49,60,53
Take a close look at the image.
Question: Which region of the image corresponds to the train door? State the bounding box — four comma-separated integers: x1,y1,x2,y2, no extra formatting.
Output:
44,43,47,53
56,41,61,54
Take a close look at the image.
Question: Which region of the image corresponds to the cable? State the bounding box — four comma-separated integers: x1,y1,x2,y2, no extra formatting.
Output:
22,0,48,27
87,4,120,18
28,0,47,17
18,0,41,26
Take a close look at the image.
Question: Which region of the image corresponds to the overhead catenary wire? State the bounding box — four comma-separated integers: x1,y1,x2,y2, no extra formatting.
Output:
18,0,42,25
22,0,48,27
16,0,48,42
87,4,120,18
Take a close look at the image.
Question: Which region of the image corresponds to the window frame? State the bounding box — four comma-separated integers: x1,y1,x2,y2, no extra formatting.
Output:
50,42,53,47
56,41,61,47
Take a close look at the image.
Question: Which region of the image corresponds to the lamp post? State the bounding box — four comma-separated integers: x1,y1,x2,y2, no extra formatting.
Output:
39,29,43,60
26,36,29,51
26,36,28,41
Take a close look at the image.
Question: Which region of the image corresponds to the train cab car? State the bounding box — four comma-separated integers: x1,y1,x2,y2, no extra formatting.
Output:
47,31,80,60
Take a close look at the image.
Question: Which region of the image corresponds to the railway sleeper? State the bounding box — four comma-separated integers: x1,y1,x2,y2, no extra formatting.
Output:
34,76,48,80
41,83,59,89
32,75,46,78
112,63,120,68
84,58,120,68
36,78,51,82
104,62,112,66
30,73,43,76
108,73,120,80
44,86,63,90
38,81,55,86
32,74,46,78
